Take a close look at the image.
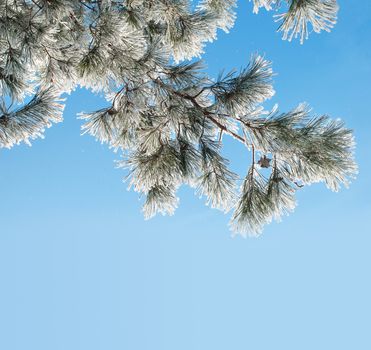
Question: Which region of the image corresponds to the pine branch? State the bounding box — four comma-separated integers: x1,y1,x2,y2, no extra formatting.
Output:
0,88,64,148
0,0,354,236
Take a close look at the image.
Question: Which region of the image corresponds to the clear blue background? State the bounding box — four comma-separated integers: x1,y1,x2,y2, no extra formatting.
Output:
1,1,370,349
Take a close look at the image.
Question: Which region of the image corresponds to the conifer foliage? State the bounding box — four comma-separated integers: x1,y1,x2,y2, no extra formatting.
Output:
0,0,356,236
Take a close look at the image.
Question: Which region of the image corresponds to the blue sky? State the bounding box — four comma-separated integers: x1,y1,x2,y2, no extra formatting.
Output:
1,1,370,349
